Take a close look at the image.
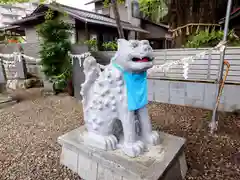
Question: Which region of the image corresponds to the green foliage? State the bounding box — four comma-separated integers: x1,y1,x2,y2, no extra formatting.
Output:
139,0,168,23
44,8,55,20
185,30,240,48
37,12,72,91
52,66,71,90
84,38,98,52
104,0,168,23
102,41,118,51
83,39,118,51
103,0,125,8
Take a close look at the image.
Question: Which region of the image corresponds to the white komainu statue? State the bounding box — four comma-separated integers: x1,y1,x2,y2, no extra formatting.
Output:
80,39,160,157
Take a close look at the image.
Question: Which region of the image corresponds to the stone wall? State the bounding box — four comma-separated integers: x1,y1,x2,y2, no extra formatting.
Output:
25,27,40,43
148,79,240,112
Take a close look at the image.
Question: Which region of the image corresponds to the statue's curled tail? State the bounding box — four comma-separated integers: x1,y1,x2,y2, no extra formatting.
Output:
80,55,101,106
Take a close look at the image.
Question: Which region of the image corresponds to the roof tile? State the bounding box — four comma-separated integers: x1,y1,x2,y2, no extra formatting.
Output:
10,2,149,33
47,3,148,33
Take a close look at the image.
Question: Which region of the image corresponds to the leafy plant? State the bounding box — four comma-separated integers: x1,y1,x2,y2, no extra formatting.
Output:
102,41,118,51
185,29,240,48
37,9,73,91
103,0,125,8
84,38,98,52
139,0,168,23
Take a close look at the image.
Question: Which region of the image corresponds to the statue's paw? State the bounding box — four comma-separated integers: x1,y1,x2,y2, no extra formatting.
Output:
123,141,145,157
146,131,160,145
104,135,118,150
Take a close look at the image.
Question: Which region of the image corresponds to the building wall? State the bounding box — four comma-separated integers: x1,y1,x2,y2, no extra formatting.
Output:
94,0,140,26
25,26,39,43
94,0,169,41
75,21,98,44
95,1,110,16
94,0,141,40
142,23,168,39
95,2,129,22
125,0,141,27
77,29,87,44
109,3,129,22
0,3,37,27
94,1,170,42
23,13,78,44
139,23,171,49
75,20,123,50
128,31,136,40
76,28,99,44
23,19,118,47
230,16,240,37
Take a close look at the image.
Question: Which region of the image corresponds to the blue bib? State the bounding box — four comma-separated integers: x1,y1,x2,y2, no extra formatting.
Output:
113,63,148,111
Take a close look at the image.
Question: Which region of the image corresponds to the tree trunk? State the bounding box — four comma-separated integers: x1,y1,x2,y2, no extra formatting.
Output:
166,0,231,47
111,0,125,38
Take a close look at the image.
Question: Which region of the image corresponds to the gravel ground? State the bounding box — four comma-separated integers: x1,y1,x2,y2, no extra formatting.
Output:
0,89,82,180
149,103,240,180
0,88,239,180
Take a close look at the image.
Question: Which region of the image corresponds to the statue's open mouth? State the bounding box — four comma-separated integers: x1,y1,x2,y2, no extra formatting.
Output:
132,57,152,62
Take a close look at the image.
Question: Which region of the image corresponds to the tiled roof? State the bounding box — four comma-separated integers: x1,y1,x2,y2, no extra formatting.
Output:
11,2,149,33
47,3,149,33
0,25,20,31
10,12,45,25
0,25,25,36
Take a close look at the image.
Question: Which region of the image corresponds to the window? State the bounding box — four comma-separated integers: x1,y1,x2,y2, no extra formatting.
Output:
103,34,117,42
131,1,141,18
96,9,103,14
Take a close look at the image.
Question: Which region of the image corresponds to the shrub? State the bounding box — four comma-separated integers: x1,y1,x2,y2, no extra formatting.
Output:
185,29,240,48
102,41,118,51
37,10,73,91
84,38,98,51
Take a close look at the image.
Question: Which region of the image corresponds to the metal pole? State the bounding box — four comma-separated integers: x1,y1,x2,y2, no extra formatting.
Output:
210,0,232,134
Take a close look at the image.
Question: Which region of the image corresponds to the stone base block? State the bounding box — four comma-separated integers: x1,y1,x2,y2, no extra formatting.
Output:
58,126,188,180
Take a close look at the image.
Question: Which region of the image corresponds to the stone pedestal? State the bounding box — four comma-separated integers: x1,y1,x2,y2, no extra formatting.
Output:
58,126,188,180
